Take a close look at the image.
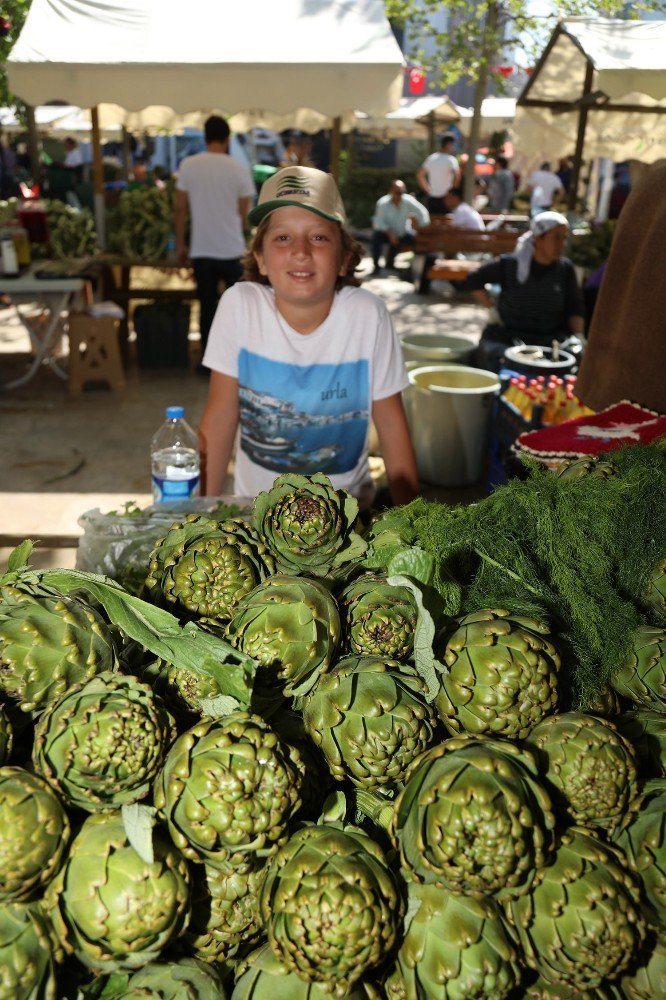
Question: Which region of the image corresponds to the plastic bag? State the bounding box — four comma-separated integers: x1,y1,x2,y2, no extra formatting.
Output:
75,497,252,594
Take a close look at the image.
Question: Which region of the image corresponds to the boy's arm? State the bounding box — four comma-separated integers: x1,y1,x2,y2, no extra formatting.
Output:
198,372,240,495
372,393,419,506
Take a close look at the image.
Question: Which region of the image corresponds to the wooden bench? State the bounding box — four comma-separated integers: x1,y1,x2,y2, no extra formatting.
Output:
412,218,520,293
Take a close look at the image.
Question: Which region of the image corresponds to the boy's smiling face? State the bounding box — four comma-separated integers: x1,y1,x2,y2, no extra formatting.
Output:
253,206,349,333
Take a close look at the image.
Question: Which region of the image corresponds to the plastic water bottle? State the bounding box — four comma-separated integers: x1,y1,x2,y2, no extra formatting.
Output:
151,406,200,503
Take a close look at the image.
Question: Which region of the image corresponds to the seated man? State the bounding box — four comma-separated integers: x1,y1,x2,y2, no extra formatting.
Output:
443,187,485,230
371,179,430,274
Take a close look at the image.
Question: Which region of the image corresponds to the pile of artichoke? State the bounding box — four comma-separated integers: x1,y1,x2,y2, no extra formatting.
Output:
0,468,665,999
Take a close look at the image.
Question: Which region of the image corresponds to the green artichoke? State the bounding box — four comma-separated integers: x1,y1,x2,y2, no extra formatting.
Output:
434,610,560,741
583,683,621,718
0,901,57,1000
615,709,666,778
0,766,70,903
138,656,231,724
555,456,619,480
525,712,640,832
523,979,617,999
251,473,367,579
105,957,228,998
259,822,401,998
225,574,341,697
302,656,438,789
145,515,276,622
154,712,304,869
390,735,556,899
619,935,666,1000
397,882,523,1000
32,671,175,812
184,863,264,963
614,782,666,933
0,583,116,714
338,574,418,660
506,827,646,989
45,810,191,973
644,556,666,624
232,942,376,999
610,624,665,710
0,705,11,765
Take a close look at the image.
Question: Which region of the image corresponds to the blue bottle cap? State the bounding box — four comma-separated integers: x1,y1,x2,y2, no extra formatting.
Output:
166,406,184,419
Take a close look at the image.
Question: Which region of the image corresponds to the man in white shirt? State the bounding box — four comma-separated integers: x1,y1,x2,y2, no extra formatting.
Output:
175,115,256,368
443,187,485,231
371,180,430,273
416,133,461,215
528,162,564,217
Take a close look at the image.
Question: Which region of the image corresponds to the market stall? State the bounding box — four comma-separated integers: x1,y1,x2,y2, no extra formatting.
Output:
513,17,666,209
0,454,665,996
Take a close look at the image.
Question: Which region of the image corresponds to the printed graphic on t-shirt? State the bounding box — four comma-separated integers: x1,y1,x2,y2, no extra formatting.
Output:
238,349,369,475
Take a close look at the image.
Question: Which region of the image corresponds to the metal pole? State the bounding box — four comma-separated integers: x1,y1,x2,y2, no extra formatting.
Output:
330,116,342,183
568,61,594,213
91,106,106,249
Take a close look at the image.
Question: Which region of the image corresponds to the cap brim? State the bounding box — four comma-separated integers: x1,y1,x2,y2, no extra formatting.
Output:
248,199,344,227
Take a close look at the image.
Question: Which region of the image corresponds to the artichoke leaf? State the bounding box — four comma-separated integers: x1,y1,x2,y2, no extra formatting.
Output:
121,803,157,865
388,572,442,702
8,564,257,708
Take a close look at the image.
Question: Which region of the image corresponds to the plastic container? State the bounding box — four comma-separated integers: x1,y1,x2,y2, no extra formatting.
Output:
503,344,576,377
401,333,474,367
403,365,500,487
0,228,19,276
150,405,200,503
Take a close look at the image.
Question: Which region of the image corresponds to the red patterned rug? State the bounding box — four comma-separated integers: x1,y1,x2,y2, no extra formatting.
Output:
516,400,666,463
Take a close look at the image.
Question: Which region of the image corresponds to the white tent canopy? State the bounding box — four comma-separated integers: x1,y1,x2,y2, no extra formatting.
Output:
514,18,666,166
455,97,516,138
7,0,404,122
354,95,460,138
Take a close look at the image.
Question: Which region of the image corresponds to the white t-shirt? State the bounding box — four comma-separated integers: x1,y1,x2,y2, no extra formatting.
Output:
421,151,459,197
450,202,485,231
203,283,408,505
64,147,83,168
529,170,563,211
176,151,255,259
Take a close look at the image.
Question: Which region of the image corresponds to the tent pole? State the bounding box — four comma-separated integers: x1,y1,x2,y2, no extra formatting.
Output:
121,126,132,181
24,104,41,187
330,116,342,182
568,61,594,213
91,106,106,249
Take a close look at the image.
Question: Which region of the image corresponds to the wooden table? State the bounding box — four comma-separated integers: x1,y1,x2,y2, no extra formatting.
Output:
0,266,86,390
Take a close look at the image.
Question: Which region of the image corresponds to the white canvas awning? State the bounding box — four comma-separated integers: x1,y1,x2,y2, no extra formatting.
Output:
354,95,460,138
7,0,404,122
514,18,666,165
454,97,516,138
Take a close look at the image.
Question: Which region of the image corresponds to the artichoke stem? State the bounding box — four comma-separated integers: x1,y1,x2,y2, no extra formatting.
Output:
355,789,393,831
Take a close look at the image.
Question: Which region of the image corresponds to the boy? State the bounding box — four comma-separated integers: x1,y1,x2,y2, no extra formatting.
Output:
198,166,418,508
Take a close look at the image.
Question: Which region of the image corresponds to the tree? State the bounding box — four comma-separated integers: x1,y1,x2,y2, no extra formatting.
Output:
385,0,662,202
0,1,32,108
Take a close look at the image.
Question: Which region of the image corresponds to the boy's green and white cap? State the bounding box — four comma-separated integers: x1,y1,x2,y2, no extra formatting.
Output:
248,166,347,226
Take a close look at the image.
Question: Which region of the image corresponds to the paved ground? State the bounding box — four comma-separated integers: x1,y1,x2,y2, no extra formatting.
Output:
0,255,488,567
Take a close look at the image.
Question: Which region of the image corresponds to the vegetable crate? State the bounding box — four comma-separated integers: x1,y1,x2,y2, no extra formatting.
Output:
490,393,544,483
133,301,190,369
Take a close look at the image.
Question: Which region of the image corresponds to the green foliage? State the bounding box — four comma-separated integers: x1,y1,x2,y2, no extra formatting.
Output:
339,166,420,230
569,220,617,269
364,443,666,707
0,1,32,108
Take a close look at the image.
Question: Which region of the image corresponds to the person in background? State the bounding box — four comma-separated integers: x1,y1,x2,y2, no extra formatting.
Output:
462,211,585,371
575,163,666,414
416,132,461,215
370,179,430,274
62,137,84,183
280,131,314,169
174,115,256,371
198,165,419,509
443,187,485,231
527,161,564,217
486,155,516,213
0,133,18,199
556,156,574,194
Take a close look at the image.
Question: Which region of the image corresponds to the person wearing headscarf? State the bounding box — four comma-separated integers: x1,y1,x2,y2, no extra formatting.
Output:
575,163,666,414
462,211,585,371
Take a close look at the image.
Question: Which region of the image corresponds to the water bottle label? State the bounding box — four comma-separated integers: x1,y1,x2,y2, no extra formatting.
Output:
152,473,200,502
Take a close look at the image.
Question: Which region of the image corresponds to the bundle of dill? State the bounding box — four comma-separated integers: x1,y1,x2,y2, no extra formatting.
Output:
365,442,666,707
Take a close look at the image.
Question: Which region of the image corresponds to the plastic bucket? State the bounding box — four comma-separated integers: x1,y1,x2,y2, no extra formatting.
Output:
401,333,474,366
404,365,500,487
503,344,576,377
